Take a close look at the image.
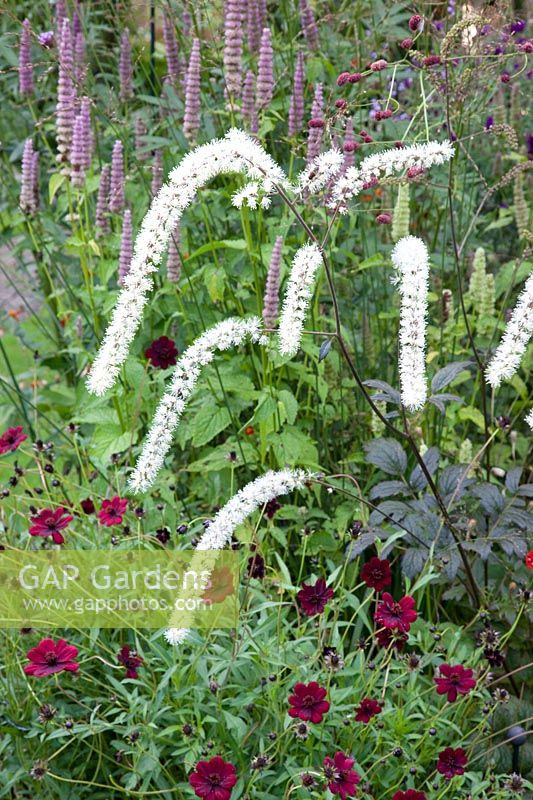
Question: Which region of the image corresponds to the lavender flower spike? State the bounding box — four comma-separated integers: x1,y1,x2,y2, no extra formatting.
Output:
256,27,274,109
70,96,92,186
134,117,149,161
288,52,305,137
306,83,324,164
183,38,201,143
299,0,320,51
151,150,164,196
247,0,261,52
263,236,283,328
119,210,133,285
95,164,111,234
119,29,133,100
224,0,244,98
56,18,76,167
167,222,181,283
19,19,34,96
55,0,67,35
162,12,180,85
109,140,125,213
31,148,40,212
20,139,37,215
242,69,258,132
74,29,86,83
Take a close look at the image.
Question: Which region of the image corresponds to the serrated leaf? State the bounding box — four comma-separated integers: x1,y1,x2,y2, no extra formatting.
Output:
409,447,440,491
458,406,486,430
369,480,407,500
401,548,427,578
364,438,407,476
505,467,523,493
191,404,231,447
277,389,298,425
431,361,472,393
363,379,401,405
344,531,377,560
471,483,505,515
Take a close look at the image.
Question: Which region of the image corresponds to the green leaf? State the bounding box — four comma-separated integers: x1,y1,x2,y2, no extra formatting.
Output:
457,406,486,430
49,172,65,204
278,389,298,425
191,403,231,447
89,425,133,461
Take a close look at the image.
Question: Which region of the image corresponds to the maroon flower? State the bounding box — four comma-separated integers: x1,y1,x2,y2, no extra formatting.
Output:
348,72,362,83
0,426,27,454
400,37,414,49
309,117,325,128
393,791,426,800
117,645,143,679
360,557,392,591
264,498,280,519
337,72,351,86
376,213,392,224
375,628,408,651
500,72,511,83
144,335,178,369
247,553,265,579
436,747,468,780
323,752,360,799
98,496,128,526
297,578,334,616
24,638,79,677
434,664,476,702
422,55,441,67
80,498,95,514
288,681,330,723
375,593,417,633
29,507,73,544
370,59,388,71
409,14,423,32
354,697,382,723
189,756,237,800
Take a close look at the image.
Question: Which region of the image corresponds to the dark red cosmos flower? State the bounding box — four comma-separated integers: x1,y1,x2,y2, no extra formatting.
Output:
361,557,392,591
80,498,95,514
437,747,468,780
393,791,426,800
375,593,417,633
375,627,408,651
98,496,128,526
354,697,382,723
288,682,330,723
29,507,73,544
434,664,476,702
24,638,79,677
0,426,27,455
525,550,533,569
144,336,178,369
297,578,334,616
189,756,237,800
323,752,360,799
117,645,143,679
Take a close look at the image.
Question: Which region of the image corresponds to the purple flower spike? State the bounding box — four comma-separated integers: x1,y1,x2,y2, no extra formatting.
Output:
72,2,82,38
19,19,34,96
119,209,133,285
119,29,133,100
151,150,164,196
224,0,244,98
74,29,86,83
247,0,261,52
95,164,111,234
109,140,125,213
263,236,283,328
167,222,181,283
163,12,180,85
20,139,37,215
31,149,40,212
256,27,274,109
55,0,67,35
38,31,55,49
242,69,258,132
134,117,148,161
56,18,76,167
288,51,305,137
70,96,92,186
342,119,357,171
306,82,324,163
183,38,201,143
299,0,319,52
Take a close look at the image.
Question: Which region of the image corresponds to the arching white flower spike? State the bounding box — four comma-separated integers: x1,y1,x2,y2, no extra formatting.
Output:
86,129,288,397
486,270,533,389
391,236,430,411
296,147,344,195
129,317,267,493
278,242,323,357
165,468,312,647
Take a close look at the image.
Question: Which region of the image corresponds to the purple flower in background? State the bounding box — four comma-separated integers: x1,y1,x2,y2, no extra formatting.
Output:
72,1,82,38
167,222,181,283
242,69,258,132
299,0,319,51
19,19,34,96
119,29,133,100
70,96,92,186
509,20,526,35
119,209,133,285
263,236,283,328
527,133,533,160
55,0,67,35
485,116,494,130
20,139,38,215
183,38,201,143
256,28,274,109
95,164,110,234
109,140,125,213
288,52,305,137
134,117,149,161
56,18,76,167
162,12,180,85
247,0,261,52
342,119,358,171
306,83,324,164
224,0,244,98
74,29,86,83
38,30,55,48
151,150,164,196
